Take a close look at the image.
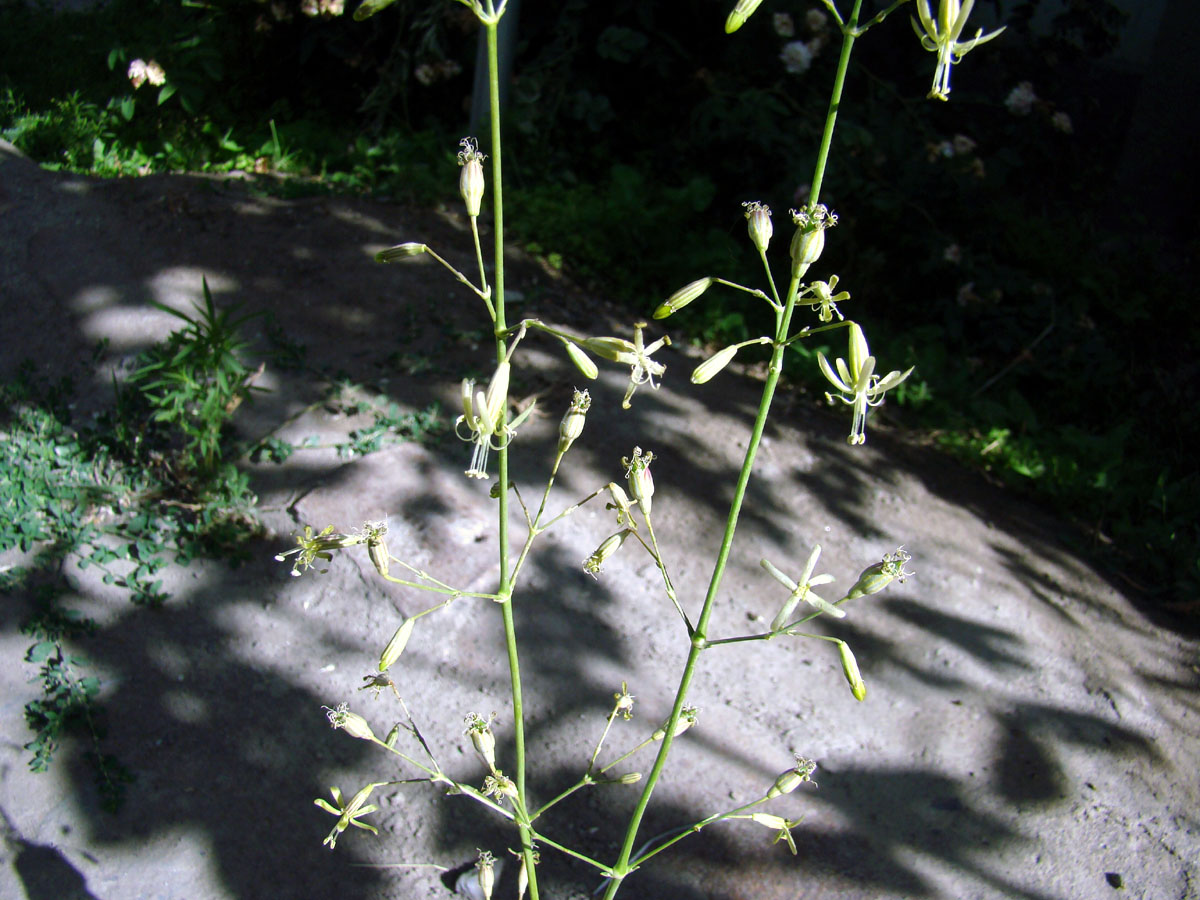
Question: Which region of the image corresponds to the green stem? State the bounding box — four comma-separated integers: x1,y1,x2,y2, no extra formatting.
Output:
602,5,863,896
809,0,862,207
629,797,769,867
483,13,539,899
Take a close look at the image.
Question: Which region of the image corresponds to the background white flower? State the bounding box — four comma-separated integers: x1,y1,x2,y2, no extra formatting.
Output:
780,41,814,75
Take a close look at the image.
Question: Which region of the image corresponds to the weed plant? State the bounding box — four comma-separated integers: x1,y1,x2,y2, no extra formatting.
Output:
2,273,456,807
279,1,1007,897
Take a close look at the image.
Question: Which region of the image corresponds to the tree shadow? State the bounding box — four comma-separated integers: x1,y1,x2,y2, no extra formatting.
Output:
1,142,1192,900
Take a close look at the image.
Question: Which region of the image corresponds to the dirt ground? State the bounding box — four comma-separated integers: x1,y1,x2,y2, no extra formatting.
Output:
1,138,1198,900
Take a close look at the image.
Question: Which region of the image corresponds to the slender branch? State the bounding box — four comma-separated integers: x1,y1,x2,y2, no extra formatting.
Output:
602,4,865,896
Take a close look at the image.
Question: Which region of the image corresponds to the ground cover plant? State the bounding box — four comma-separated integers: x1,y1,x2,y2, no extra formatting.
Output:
270,1,1022,897
0,281,445,811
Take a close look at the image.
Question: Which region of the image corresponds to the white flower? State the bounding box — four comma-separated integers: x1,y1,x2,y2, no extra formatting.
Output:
912,0,1005,101
1004,80,1037,115
127,59,148,89
144,60,166,86
455,362,511,478
801,275,850,323
817,323,913,444
761,546,840,631
780,41,814,75
773,12,795,36
582,323,670,410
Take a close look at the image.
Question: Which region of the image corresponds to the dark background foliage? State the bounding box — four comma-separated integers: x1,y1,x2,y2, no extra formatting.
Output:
2,0,1196,614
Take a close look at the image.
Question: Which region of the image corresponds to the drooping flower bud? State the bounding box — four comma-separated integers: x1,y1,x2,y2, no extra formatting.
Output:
379,617,415,672
476,851,496,900
743,201,773,253
605,483,636,528
847,321,869,380
616,772,642,784
384,723,401,748
459,380,481,432
580,336,636,363
376,242,428,262
725,0,766,33
483,362,510,432
691,345,739,384
584,530,631,578
836,639,867,701
456,850,497,900
751,813,790,830
516,852,530,900
558,389,591,455
564,341,599,379
654,277,714,319
457,137,486,217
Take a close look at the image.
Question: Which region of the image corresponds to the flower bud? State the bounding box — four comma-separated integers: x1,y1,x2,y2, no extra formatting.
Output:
580,336,636,363
725,0,765,33
584,530,631,578
751,813,790,830
460,378,477,422
844,547,913,600
623,447,655,516
457,137,486,217
836,640,867,701
613,682,635,718
325,704,377,741
465,713,498,772
476,851,495,900
654,277,713,319
457,851,497,900
766,758,817,798
564,341,599,379
847,322,869,380
517,853,529,900
617,772,642,784
483,362,510,431
605,483,636,528
376,242,428,262
379,617,415,672
484,773,518,801
366,529,389,578
558,389,591,455
652,705,697,741
789,204,837,276
384,723,401,748
691,345,739,384
790,222,825,274
743,201,773,253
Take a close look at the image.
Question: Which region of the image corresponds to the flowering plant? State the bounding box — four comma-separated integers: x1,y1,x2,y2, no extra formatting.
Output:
283,1,996,897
